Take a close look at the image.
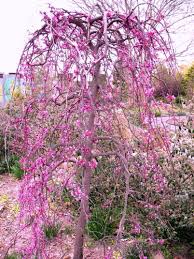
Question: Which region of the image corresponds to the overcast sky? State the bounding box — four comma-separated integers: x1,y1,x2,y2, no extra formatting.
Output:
0,0,74,73
0,0,193,73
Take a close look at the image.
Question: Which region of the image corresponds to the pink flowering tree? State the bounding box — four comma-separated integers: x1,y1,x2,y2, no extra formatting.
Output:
15,2,176,258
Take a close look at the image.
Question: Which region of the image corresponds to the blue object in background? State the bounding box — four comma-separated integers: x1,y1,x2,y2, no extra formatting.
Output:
0,73,25,107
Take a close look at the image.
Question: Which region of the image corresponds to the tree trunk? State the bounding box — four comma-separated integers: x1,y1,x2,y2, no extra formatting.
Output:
73,63,100,259
73,167,92,259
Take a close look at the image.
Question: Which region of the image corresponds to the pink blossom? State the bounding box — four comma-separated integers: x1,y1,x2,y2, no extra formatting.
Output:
166,94,175,102
84,130,93,138
88,158,98,169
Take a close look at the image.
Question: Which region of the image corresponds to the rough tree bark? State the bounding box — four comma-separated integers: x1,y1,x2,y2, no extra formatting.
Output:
73,62,100,259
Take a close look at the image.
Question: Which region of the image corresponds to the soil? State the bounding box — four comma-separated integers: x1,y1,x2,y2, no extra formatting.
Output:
0,174,105,259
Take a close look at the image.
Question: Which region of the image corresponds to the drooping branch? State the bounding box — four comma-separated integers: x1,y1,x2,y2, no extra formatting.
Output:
14,2,178,258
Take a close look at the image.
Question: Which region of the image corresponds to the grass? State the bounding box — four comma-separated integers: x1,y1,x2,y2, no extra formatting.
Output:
10,156,25,180
5,253,22,259
44,223,61,240
155,110,162,117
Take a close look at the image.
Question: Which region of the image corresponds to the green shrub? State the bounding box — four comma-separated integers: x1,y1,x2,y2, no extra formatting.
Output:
125,243,149,259
44,223,60,240
181,63,194,98
0,154,20,175
175,225,194,243
0,133,9,174
0,158,9,174
160,245,173,259
0,134,23,177
86,207,120,240
0,153,24,178
5,252,22,259
154,110,162,117
191,241,194,257
175,96,184,105
62,188,79,214
126,247,140,259
10,156,25,180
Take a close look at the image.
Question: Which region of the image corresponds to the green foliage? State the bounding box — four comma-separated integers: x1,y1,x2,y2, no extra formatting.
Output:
86,207,120,240
0,108,18,175
160,246,173,259
175,96,184,105
62,188,79,213
90,157,124,208
181,63,194,97
5,253,22,259
154,110,162,117
0,132,23,177
157,193,194,242
175,225,194,243
126,247,140,259
0,133,9,174
87,151,193,245
125,243,149,259
191,241,194,256
0,157,9,174
85,156,124,241
62,188,72,203
10,156,25,180
0,151,24,179
44,223,60,240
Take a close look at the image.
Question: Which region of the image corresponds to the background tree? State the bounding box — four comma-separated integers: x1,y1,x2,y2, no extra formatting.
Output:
153,64,184,98
181,62,194,98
